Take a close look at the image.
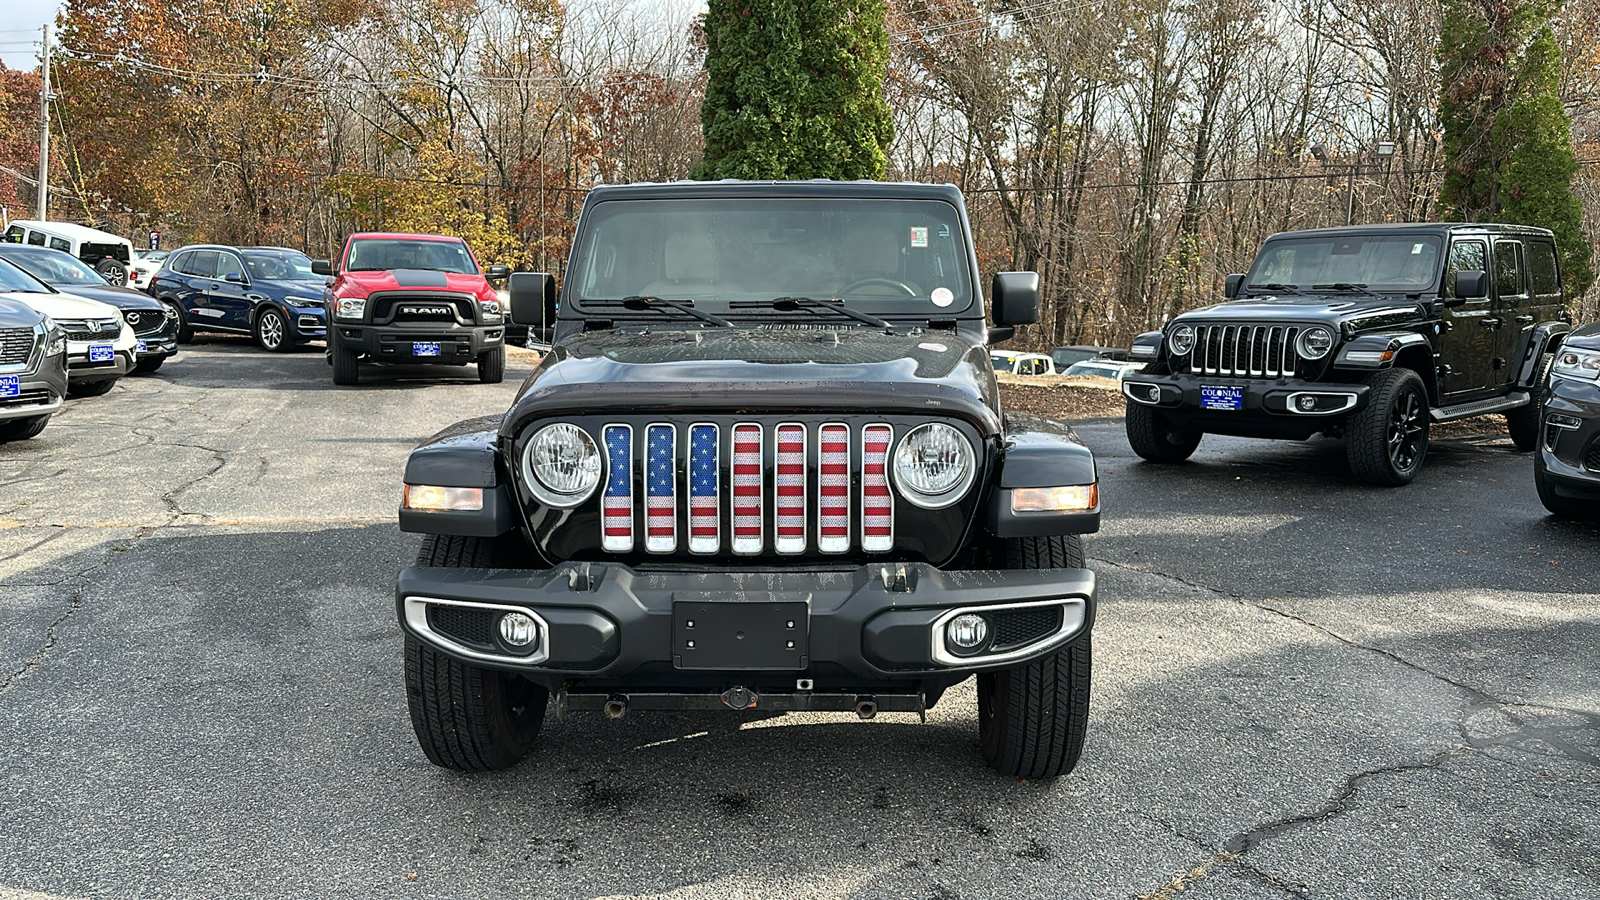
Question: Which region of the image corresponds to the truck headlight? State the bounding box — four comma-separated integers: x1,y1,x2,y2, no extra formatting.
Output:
523,423,602,507
479,299,504,322
1553,347,1600,381
1297,326,1335,360
336,298,366,321
893,422,975,508
1168,324,1195,356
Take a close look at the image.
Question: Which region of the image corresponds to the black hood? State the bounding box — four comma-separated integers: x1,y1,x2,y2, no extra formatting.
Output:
1566,322,1600,351
54,284,164,311
1176,293,1428,332
505,327,1001,437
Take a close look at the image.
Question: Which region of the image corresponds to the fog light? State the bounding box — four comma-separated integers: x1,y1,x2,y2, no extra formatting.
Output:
1298,395,1317,411
947,614,989,650
403,484,484,511
498,612,540,649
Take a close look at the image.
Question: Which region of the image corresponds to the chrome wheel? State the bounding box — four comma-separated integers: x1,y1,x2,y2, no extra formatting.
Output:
1387,388,1425,473
257,310,285,350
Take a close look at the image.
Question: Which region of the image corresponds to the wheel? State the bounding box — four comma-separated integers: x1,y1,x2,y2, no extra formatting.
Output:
1346,368,1429,485
1534,452,1597,520
0,414,50,442
478,346,505,384
95,258,129,286
331,345,360,385
254,306,291,352
1505,353,1551,452
68,378,117,398
977,534,1092,780
133,356,165,374
166,300,194,343
1125,401,1201,462
406,534,547,771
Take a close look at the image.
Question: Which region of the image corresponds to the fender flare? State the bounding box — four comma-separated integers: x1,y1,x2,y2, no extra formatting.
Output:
399,415,518,537
985,414,1100,538
1515,320,1570,387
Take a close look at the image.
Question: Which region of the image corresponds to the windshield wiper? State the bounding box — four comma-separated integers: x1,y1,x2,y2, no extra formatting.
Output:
1245,282,1304,295
1313,282,1382,298
730,296,893,330
585,295,732,327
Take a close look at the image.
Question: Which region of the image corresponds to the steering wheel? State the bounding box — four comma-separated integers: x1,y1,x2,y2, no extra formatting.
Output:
838,277,916,297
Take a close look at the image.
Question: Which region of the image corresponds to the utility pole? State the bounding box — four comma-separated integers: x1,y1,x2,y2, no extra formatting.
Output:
37,22,51,221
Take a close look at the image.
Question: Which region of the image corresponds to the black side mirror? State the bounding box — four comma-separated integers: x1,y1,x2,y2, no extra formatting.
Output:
486,264,511,280
508,271,557,328
224,272,245,284
1453,269,1488,302
311,259,333,276
991,271,1039,327
1224,273,1245,299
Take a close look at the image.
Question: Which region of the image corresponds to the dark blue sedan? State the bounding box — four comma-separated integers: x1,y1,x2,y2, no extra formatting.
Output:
148,245,328,351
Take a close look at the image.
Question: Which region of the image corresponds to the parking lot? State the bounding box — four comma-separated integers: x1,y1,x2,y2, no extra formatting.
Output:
1,340,1597,900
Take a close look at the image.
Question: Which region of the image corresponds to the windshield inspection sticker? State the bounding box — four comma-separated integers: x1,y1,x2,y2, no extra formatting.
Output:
1412,243,1425,255
910,226,929,248
931,286,954,307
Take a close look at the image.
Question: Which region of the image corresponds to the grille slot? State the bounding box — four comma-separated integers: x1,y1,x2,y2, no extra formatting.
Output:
426,605,496,648
0,389,53,408
1585,443,1600,473
0,327,34,366
1186,324,1300,377
992,606,1064,649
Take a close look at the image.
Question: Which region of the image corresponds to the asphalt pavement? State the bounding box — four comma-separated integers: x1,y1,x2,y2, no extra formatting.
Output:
1,340,1596,900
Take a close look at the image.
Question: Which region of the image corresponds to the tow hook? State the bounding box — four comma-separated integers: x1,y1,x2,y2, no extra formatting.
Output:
602,695,628,719
855,695,879,719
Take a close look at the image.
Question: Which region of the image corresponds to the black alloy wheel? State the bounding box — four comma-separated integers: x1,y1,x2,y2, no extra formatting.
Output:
1346,368,1429,486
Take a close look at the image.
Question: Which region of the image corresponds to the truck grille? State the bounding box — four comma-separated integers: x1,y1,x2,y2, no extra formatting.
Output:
371,294,474,322
1182,324,1301,377
598,420,897,556
0,327,35,365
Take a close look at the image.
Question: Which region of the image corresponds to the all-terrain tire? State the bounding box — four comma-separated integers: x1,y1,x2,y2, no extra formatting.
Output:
95,258,129,286
331,346,360,385
0,414,50,442
478,346,505,384
978,534,1092,779
1534,452,1597,520
1345,368,1429,486
1505,353,1551,452
405,534,547,771
1125,400,1201,463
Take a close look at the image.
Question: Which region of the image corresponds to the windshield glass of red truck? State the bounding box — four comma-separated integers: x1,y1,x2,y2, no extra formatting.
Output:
567,198,975,317
346,239,477,274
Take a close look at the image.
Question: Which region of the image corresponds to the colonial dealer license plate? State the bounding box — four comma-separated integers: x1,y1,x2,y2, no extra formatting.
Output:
1201,385,1244,411
412,342,441,357
88,344,115,363
0,375,18,398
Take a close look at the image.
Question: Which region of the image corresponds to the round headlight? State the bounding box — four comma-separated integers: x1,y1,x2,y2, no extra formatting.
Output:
523,423,602,507
1297,326,1335,360
1168,324,1195,356
893,422,976,507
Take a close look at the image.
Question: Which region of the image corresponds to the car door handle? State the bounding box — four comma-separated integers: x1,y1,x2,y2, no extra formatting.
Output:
1481,317,1502,328
1513,315,1534,325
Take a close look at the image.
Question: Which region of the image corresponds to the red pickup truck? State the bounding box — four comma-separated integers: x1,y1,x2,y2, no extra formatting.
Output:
313,232,510,385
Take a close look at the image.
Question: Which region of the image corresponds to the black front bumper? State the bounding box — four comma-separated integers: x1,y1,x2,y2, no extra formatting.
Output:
397,562,1096,688
332,320,502,363
1538,375,1600,499
1123,373,1371,437
134,330,178,360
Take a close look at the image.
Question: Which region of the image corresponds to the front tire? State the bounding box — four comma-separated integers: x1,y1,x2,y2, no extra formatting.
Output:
0,414,50,442
133,356,166,374
406,534,547,770
1534,452,1597,520
1346,368,1429,486
1125,401,1201,462
254,307,291,353
977,534,1092,780
478,346,505,384
68,378,117,398
331,345,360,385
1505,353,1551,452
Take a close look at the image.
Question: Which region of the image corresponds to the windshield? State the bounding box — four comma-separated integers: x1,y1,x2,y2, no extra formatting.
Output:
569,198,974,315
1246,234,1444,293
346,239,477,274
243,249,319,281
0,258,57,293
0,249,104,285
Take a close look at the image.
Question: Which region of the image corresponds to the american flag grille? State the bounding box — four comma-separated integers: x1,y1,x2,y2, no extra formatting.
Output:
1181,324,1302,377
596,420,896,556
0,327,34,366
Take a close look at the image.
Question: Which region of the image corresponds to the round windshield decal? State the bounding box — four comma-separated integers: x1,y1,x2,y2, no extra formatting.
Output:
931,287,954,307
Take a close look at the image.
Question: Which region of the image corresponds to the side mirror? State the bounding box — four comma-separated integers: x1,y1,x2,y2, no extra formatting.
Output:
1453,269,1488,302
486,264,511,280
991,271,1039,327
508,271,557,328
311,259,333,276
224,272,245,284
1224,273,1245,299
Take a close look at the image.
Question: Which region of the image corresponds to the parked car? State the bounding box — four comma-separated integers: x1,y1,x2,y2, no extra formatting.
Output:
128,249,169,292
1124,224,1569,485
312,232,510,384
1535,324,1600,519
0,258,135,397
393,180,1100,780
2,220,136,286
0,297,68,442
1050,345,1126,369
991,350,1058,375
148,245,328,351
0,244,179,373
1063,359,1145,382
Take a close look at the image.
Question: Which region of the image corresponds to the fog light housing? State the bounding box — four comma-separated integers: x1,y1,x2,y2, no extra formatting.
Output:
403,484,484,511
1012,484,1098,513
498,612,540,650
946,614,989,650
1298,395,1317,411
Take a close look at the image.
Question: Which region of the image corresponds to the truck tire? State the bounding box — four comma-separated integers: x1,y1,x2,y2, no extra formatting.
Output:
254,306,291,352
1125,401,1200,462
0,414,50,442
406,534,547,770
478,347,505,384
1505,353,1551,452
1534,453,1596,520
1346,368,1429,486
331,346,360,385
978,534,1092,780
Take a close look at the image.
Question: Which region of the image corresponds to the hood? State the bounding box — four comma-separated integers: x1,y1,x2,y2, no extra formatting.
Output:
1175,293,1427,332
336,269,489,297
0,290,121,321
505,326,1002,436
1566,322,1600,351
0,297,47,329
55,284,163,310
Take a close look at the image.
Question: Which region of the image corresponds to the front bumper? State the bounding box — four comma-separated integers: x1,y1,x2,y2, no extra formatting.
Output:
287,309,327,342
1123,373,1371,436
65,346,133,383
332,320,502,363
1538,375,1600,499
397,561,1096,684
0,365,67,422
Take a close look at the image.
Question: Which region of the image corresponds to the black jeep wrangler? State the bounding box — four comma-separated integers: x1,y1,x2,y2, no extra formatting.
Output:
1124,224,1570,484
394,181,1102,778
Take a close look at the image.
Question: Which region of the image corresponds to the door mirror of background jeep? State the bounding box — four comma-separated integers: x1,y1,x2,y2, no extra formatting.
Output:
508,272,557,328
311,259,333,276
1453,269,1488,302
1224,273,1244,298
486,264,511,280
991,271,1040,327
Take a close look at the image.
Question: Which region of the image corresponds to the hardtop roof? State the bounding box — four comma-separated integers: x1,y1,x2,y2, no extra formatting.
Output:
1264,222,1555,241
6,220,133,245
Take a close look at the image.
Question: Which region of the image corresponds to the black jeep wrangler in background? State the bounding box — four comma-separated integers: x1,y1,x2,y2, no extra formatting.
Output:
394,181,1102,779
1124,224,1570,484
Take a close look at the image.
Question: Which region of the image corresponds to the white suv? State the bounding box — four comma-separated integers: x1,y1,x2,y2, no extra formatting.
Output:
0,257,136,397
2,221,137,287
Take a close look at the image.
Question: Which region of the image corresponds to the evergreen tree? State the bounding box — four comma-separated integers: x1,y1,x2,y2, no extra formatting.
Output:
1439,0,1593,296
694,0,893,180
